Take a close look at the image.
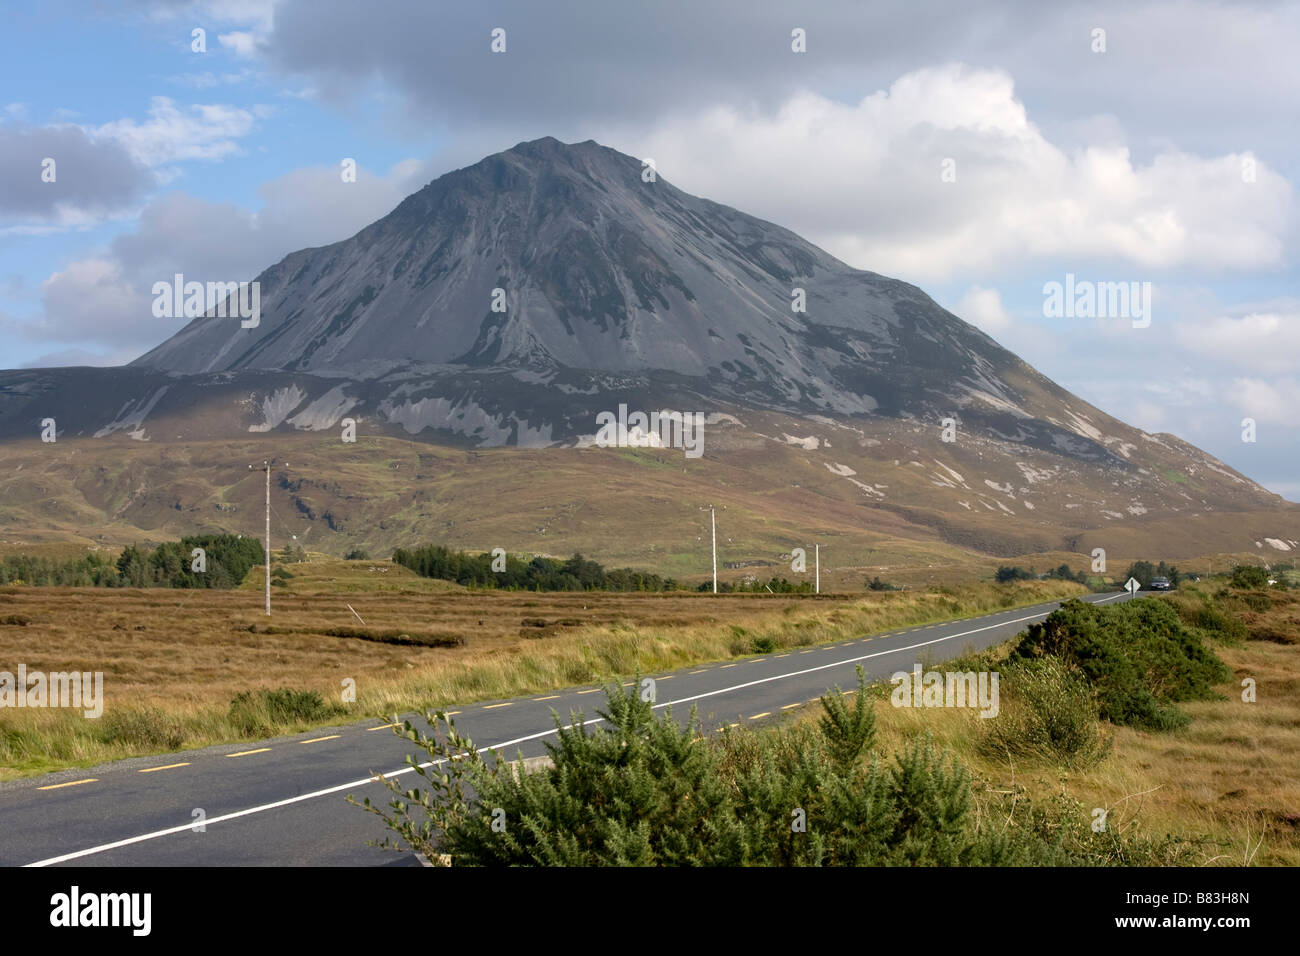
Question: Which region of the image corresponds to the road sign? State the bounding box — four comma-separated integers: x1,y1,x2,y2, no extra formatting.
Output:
1125,577,1140,594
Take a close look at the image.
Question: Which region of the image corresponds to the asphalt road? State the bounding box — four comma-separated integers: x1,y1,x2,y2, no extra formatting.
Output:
0,590,1136,867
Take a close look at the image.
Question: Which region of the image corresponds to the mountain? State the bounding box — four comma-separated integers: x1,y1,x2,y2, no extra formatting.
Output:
1,137,1297,568
124,137,1125,456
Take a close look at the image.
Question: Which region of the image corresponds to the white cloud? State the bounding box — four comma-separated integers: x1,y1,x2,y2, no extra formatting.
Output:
1175,310,1300,376
1229,378,1300,426
956,285,1013,334
601,64,1294,283
218,31,259,58
35,258,148,344
90,96,263,167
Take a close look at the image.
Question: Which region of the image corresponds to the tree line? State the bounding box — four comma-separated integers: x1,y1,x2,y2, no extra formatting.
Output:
390,545,674,592
0,534,265,588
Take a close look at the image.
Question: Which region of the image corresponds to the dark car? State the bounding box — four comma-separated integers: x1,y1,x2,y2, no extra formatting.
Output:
1150,577,1172,590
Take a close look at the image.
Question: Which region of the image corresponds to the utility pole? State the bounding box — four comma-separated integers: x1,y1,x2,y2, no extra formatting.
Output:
711,506,717,594
264,461,270,615
815,544,820,594
249,460,275,615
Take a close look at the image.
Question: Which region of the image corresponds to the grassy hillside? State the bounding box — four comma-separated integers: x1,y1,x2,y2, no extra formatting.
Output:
2,428,1297,588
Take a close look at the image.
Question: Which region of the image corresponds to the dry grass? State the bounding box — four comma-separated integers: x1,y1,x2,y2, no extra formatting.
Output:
0,562,1085,778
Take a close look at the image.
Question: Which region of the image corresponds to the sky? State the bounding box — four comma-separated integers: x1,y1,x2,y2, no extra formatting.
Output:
0,0,1296,499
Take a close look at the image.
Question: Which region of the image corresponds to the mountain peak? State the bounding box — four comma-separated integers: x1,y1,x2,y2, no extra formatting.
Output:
126,137,1087,465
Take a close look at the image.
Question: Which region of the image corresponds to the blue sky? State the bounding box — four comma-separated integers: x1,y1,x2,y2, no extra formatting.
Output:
1,0,1296,499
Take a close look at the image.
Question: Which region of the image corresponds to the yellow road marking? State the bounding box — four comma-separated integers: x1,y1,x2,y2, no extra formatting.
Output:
484,702,512,709
776,653,791,658
689,669,707,674
577,689,600,695
799,650,816,654
748,712,770,720
226,748,271,758
300,735,340,744
138,763,190,773
367,722,400,732
656,675,674,680
38,778,97,790
534,695,560,701
720,663,737,669
781,703,802,710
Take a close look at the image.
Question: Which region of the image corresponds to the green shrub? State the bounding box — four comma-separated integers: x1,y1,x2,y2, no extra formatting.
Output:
750,635,777,654
1010,598,1230,731
349,669,1175,866
980,658,1111,768
1230,565,1269,589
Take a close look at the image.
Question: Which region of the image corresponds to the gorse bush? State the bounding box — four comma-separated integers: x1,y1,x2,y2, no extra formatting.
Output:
995,565,1034,583
980,658,1111,769
1229,565,1269,589
350,669,1181,866
1010,599,1230,731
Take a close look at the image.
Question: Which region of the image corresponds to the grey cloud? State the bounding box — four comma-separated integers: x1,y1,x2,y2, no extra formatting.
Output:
0,125,154,220
26,159,428,355
261,0,1300,166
